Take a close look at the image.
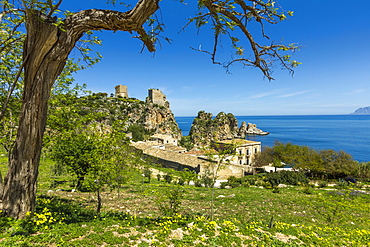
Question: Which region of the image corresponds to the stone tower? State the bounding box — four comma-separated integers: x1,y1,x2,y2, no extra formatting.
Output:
115,85,128,98
147,89,167,107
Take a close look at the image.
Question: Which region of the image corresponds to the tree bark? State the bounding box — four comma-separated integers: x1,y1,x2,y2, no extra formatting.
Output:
0,0,159,219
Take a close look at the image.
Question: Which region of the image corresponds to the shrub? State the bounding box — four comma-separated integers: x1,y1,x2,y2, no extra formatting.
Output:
157,187,185,216
302,184,314,194
227,176,238,184
264,171,309,186
255,179,265,187
163,174,172,184
177,178,185,186
229,183,240,188
143,168,152,183
272,186,280,193
201,175,214,188
335,181,349,189
242,176,257,186
194,179,202,187
318,180,328,188
220,182,228,189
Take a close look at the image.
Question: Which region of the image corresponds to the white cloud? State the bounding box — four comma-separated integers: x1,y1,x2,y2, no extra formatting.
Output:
277,90,314,98
342,89,365,95
249,89,284,99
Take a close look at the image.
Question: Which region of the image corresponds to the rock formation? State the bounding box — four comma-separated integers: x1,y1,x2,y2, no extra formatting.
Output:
112,97,181,140
238,122,269,138
189,111,267,146
81,88,182,140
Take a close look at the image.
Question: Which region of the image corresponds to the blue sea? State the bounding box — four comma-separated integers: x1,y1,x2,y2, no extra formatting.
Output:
175,115,370,162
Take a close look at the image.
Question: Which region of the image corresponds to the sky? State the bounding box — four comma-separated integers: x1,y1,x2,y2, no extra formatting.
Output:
60,0,370,116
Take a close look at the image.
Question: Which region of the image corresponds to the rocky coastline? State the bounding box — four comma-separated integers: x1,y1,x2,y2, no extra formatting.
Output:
188,111,268,147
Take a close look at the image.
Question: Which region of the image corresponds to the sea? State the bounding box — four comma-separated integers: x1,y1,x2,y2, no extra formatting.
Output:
175,115,370,163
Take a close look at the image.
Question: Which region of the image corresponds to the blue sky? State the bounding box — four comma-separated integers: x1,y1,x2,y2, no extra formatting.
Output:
62,0,370,116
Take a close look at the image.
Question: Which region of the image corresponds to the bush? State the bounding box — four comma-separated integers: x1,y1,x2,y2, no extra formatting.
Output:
201,176,214,188
220,182,228,189
194,179,202,187
163,174,172,184
264,171,309,186
241,176,257,186
227,176,238,184
255,179,266,187
157,186,185,216
143,168,152,183
318,180,328,188
272,186,280,193
302,185,314,194
177,178,185,186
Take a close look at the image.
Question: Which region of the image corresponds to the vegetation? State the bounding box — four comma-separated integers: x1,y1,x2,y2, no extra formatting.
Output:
179,136,194,151
254,142,365,180
128,124,153,142
0,155,369,246
1,0,300,219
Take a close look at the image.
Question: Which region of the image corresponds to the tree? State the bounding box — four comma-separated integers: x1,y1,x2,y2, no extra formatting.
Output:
50,130,99,191
272,142,324,177
319,149,357,179
253,146,275,167
0,0,298,218
179,136,194,151
355,162,370,180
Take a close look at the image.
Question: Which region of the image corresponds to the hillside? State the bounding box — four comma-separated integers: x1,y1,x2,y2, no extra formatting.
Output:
47,91,182,141
352,106,370,115
0,157,369,246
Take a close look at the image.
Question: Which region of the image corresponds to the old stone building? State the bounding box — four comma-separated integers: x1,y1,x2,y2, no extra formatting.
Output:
132,138,262,179
150,134,178,146
214,139,261,166
146,89,168,107
115,85,129,98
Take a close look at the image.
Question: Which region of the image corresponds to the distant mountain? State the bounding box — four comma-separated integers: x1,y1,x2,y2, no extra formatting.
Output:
352,106,370,115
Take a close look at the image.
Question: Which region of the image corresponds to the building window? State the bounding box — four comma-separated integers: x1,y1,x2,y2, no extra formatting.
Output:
247,149,250,155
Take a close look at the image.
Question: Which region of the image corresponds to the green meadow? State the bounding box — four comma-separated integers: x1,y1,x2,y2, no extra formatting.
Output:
0,157,369,246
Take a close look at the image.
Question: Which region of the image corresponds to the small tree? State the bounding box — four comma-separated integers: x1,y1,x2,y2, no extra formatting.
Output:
273,142,324,177
179,168,198,185
204,140,239,184
356,162,370,180
203,140,239,219
143,168,152,183
50,130,100,191
179,136,194,151
253,146,276,167
320,150,357,179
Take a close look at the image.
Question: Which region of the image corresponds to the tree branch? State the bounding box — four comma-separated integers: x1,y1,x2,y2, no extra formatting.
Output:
64,0,160,52
0,54,29,123
47,0,62,17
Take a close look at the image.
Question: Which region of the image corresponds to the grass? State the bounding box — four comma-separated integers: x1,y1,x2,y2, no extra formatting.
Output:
0,156,369,246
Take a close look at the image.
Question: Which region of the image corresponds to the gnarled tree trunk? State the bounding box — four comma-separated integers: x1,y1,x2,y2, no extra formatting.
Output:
1,0,159,219
0,10,82,219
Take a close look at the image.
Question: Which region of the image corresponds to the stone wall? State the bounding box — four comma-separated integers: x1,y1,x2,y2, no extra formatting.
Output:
134,142,250,179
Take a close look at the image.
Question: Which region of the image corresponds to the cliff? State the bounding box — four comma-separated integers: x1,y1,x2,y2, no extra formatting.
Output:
189,111,267,146
72,94,182,140
352,106,370,115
